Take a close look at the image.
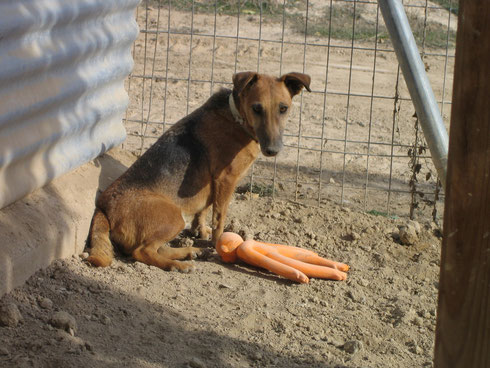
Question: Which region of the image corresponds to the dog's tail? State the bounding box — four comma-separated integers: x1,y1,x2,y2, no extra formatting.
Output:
86,208,114,267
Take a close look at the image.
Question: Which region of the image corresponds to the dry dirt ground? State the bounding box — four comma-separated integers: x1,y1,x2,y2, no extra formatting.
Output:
0,149,442,368
1,2,450,367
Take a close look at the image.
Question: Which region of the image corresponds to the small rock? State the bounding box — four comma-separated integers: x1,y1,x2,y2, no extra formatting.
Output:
0,346,9,356
249,351,263,361
329,178,336,184
0,303,22,327
38,297,53,310
358,278,369,287
80,252,90,260
399,224,418,245
101,315,111,325
412,315,424,327
409,343,423,355
294,217,303,224
328,336,345,348
349,232,361,241
85,341,94,351
188,357,206,368
181,238,194,247
408,220,421,234
372,252,386,266
343,340,363,354
50,311,77,333
226,219,240,233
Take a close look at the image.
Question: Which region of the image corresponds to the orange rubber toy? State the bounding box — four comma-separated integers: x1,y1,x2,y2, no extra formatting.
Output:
216,232,349,284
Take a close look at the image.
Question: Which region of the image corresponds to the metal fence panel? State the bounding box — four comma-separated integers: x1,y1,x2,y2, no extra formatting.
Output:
125,0,457,220
0,0,140,209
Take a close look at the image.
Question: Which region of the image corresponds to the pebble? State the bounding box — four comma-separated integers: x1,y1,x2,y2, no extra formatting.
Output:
409,343,423,355
80,252,89,260
350,231,361,241
328,336,345,348
408,220,422,234
399,224,419,245
181,238,195,247
412,316,424,327
101,315,111,325
0,303,22,327
50,311,77,333
358,278,369,287
250,351,263,361
343,340,363,354
187,357,206,368
38,297,53,310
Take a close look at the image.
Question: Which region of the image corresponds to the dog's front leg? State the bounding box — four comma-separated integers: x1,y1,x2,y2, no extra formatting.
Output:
211,177,237,244
190,206,212,240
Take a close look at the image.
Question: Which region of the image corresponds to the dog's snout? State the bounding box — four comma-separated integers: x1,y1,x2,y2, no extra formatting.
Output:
264,147,280,157
261,140,283,157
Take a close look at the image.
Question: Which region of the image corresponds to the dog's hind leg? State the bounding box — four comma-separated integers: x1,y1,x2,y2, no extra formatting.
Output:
87,209,114,267
128,196,203,272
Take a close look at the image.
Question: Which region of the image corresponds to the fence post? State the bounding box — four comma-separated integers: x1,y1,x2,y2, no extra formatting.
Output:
433,1,490,367
378,0,449,188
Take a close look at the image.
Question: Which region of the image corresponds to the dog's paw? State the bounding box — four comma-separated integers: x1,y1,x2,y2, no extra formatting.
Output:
187,247,204,260
198,225,212,240
170,261,196,273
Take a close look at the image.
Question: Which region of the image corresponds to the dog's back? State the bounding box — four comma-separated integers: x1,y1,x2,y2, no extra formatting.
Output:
98,88,248,219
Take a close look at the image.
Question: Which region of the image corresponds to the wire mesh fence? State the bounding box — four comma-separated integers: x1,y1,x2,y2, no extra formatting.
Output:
123,0,457,221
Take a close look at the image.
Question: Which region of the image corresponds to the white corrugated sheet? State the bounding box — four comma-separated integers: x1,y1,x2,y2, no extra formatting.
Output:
0,0,140,208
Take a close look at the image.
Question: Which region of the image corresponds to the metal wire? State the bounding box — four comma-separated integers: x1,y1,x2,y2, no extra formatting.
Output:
363,2,381,209
294,0,309,201
124,0,454,218
317,0,335,205
340,0,358,206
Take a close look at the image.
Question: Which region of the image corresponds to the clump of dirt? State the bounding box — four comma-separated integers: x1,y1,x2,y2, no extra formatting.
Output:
0,195,441,368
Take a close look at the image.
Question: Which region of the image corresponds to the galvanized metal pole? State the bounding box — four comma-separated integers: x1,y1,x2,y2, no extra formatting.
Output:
379,0,449,188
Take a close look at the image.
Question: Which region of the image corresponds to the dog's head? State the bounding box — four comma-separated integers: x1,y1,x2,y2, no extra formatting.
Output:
232,72,311,157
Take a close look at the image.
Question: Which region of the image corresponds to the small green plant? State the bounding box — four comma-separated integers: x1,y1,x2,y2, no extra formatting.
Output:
151,0,286,17
431,0,459,15
366,209,399,219
290,4,456,49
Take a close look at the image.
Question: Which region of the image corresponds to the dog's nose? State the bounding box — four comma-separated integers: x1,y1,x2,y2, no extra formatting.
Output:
264,147,280,156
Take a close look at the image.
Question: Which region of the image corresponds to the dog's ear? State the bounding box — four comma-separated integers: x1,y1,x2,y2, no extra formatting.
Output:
280,72,311,97
233,72,259,96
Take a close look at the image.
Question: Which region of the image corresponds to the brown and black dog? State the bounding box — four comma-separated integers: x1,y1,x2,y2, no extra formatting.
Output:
87,71,311,272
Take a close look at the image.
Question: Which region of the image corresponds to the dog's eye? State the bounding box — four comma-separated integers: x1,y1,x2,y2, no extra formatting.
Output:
252,104,263,114
279,105,288,114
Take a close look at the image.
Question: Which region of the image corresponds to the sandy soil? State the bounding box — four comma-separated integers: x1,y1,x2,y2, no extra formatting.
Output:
0,2,451,368
0,148,442,368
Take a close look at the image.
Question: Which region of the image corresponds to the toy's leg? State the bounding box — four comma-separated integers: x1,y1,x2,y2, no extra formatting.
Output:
266,252,348,281
237,242,309,283
257,241,349,272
